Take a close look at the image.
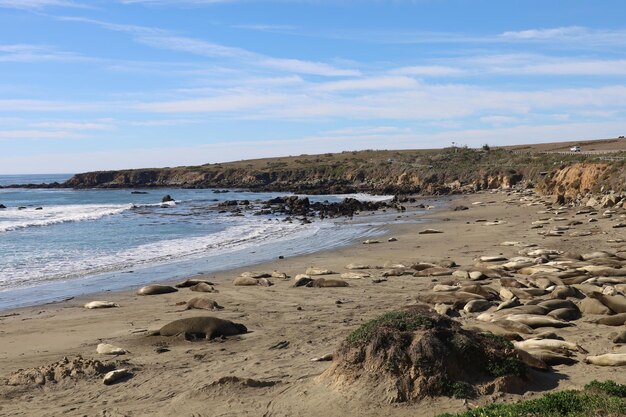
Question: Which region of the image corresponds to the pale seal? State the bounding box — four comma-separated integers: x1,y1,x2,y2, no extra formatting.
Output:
185,297,223,311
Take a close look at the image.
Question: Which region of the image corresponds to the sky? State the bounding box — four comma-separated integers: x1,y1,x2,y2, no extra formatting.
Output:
1,1,626,174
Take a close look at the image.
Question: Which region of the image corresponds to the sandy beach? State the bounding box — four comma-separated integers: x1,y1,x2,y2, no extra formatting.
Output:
2,189,626,417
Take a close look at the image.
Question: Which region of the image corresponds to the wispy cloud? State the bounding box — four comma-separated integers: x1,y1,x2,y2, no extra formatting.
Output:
0,44,90,63
0,0,83,9
391,65,464,77
0,129,88,139
61,16,360,77
500,26,588,40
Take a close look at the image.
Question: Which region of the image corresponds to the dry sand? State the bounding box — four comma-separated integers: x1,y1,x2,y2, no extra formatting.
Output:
1,190,626,416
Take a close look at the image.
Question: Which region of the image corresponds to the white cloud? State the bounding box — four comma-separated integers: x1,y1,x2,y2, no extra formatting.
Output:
0,130,88,139
315,76,417,92
0,0,81,9
134,93,290,113
500,26,587,40
391,65,464,76
32,121,113,130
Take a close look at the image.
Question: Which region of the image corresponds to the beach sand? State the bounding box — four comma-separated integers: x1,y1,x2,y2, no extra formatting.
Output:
1,190,626,416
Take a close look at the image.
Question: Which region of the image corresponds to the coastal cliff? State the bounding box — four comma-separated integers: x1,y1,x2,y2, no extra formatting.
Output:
63,148,626,197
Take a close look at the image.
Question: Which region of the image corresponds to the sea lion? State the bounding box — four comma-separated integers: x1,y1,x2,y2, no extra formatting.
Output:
585,353,626,366
137,285,178,295
84,301,119,309
590,292,626,313
185,297,223,311
293,275,314,287
460,284,498,300
271,271,289,279
190,282,218,293
150,316,247,339
307,278,349,288
547,308,581,321
500,278,526,288
463,323,523,341
175,278,214,288
595,313,626,326
413,267,453,277
550,286,579,299
103,369,130,385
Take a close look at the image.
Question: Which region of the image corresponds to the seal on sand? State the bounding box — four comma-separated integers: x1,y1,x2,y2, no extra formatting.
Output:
307,278,349,288
595,313,626,326
590,292,626,314
233,276,259,286
185,297,223,311
190,282,218,293
150,316,247,340
585,353,626,366
137,285,178,295
84,301,119,309
175,278,214,288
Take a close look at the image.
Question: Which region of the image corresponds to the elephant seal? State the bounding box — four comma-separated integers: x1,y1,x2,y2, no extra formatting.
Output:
502,314,572,329
305,267,336,276
185,297,223,311
491,319,535,335
595,313,626,326
463,299,492,313
537,299,578,312
417,291,484,306
613,330,626,343
175,278,214,288
137,285,178,295
190,282,218,293
307,278,349,288
97,343,127,355
514,349,549,370
495,297,521,311
84,301,119,309
578,297,613,315
590,292,626,314
150,316,247,340
514,338,586,353
585,353,626,366
233,276,259,286
526,350,578,366
547,308,581,321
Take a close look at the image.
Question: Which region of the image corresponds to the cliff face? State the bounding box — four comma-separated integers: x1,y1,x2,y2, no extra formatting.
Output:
63,148,626,196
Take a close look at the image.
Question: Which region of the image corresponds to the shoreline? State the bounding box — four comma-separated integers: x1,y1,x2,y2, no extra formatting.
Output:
2,190,626,416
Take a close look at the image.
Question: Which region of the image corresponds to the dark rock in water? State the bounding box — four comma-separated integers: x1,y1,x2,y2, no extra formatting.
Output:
453,205,469,211
131,191,148,194
35,207,43,210
0,204,6,209
18,206,26,210
213,189,230,194
219,200,238,207
162,195,174,202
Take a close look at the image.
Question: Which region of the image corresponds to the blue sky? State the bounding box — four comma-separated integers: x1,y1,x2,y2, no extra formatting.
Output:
1,0,626,174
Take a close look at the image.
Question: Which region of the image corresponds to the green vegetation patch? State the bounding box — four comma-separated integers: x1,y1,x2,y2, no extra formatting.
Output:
437,380,626,417
346,310,435,346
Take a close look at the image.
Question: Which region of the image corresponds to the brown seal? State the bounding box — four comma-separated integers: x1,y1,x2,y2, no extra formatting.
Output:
185,297,223,311
175,278,215,288
190,282,218,293
137,284,178,295
307,278,349,288
150,316,247,339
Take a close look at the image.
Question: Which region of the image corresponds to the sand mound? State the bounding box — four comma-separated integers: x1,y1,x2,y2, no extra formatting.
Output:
5,355,115,387
320,305,528,403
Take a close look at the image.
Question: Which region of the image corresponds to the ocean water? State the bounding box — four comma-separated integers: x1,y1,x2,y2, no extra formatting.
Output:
0,174,397,309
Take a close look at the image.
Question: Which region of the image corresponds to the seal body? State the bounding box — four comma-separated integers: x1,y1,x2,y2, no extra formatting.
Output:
154,316,247,339
137,285,178,295
185,297,223,311
307,278,349,288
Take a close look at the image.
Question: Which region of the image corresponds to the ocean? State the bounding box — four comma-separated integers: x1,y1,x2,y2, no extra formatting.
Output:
0,174,395,309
